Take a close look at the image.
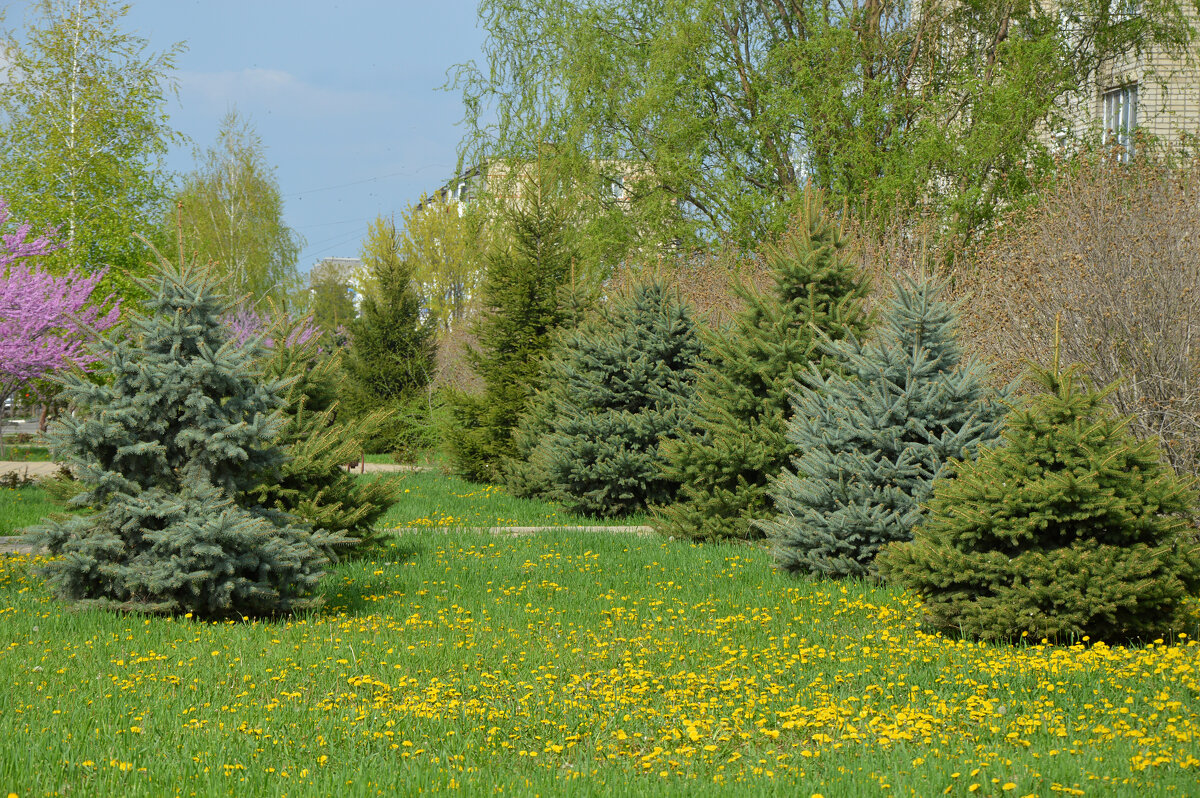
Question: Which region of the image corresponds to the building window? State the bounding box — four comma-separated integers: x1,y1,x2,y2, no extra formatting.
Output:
1103,83,1138,160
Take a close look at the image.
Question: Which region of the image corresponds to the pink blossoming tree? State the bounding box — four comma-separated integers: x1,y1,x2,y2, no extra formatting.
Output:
0,199,120,454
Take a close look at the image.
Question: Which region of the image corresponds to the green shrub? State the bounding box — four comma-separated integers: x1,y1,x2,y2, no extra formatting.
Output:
878,358,1200,643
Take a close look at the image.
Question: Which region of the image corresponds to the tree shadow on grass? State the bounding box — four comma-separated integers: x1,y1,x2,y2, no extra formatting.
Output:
318,537,425,616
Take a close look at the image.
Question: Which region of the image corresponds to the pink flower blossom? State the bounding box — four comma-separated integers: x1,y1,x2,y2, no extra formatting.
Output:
0,199,120,406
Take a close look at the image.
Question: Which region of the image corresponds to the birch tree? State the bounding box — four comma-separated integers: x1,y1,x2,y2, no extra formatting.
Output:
396,198,488,333
170,110,304,307
0,0,181,301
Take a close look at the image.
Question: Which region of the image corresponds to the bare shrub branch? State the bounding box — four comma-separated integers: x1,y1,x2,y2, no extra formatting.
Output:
956,147,1200,475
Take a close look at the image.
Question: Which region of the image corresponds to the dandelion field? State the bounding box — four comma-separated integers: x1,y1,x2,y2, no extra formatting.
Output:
2,480,1200,797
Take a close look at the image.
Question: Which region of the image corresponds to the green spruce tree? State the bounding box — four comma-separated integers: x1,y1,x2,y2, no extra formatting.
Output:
511,279,702,516
26,257,344,617
505,270,601,499
878,349,1200,643
443,179,582,483
657,190,871,541
765,277,1008,578
343,216,437,459
244,313,404,553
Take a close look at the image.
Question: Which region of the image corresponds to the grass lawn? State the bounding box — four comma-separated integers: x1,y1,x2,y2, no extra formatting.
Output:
0,444,51,462
1,475,1199,797
372,470,651,530
0,484,63,535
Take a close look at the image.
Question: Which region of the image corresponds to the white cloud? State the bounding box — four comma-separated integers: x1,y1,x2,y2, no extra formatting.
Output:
178,68,387,119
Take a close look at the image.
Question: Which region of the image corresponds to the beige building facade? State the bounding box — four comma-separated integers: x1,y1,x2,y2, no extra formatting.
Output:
1056,8,1200,154
420,159,654,219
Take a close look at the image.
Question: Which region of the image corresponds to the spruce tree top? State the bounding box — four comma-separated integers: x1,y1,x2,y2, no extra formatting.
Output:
344,218,435,403
54,261,289,503
702,192,870,422
879,357,1200,643
468,187,576,389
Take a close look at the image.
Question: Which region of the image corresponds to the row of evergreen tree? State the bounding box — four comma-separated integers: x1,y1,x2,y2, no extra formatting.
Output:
443,187,1199,643
24,185,1199,642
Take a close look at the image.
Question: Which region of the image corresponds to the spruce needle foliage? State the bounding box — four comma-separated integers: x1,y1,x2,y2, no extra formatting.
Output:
343,216,437,459
443,176,583,483
510,279,702,517
26,255,345,617
879,358,1200,644
765,277,1008,578
656,189,871,542
244,313,404,554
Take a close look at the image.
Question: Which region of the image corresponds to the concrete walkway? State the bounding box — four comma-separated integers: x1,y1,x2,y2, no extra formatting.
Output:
0,537,40,555
0,461,60,479
342,462,432,474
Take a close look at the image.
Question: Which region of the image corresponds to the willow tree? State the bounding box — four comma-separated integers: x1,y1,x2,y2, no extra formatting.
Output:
454,0,1197,251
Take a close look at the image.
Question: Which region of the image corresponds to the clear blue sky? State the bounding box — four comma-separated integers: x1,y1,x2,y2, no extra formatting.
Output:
8,0,488,274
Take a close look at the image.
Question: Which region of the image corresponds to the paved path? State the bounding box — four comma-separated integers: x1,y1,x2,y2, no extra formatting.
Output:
342,462,432,474
0,537,40,555
0,461,60,479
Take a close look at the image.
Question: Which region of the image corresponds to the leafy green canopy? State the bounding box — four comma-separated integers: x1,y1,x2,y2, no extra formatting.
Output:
766,277,1007,578
879,361,1200,644
27,258,344,617
443,177,585,483
454,0,1196,252
657,191,871,542
168,110,304,308
396,198,489,332
512,279,702,517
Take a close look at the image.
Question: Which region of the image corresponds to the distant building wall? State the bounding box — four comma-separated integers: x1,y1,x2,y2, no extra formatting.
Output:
1055,8,1200,151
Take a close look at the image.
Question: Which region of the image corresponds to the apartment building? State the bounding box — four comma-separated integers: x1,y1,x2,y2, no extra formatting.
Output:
418,159,652,218
1056,7,1200,156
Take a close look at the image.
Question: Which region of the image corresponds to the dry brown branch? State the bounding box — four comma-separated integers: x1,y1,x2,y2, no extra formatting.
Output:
955,147,1200,475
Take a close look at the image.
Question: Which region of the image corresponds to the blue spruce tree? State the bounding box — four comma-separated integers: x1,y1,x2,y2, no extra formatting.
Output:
513,279,702,517
765,277,1008,578
27,257,346,617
